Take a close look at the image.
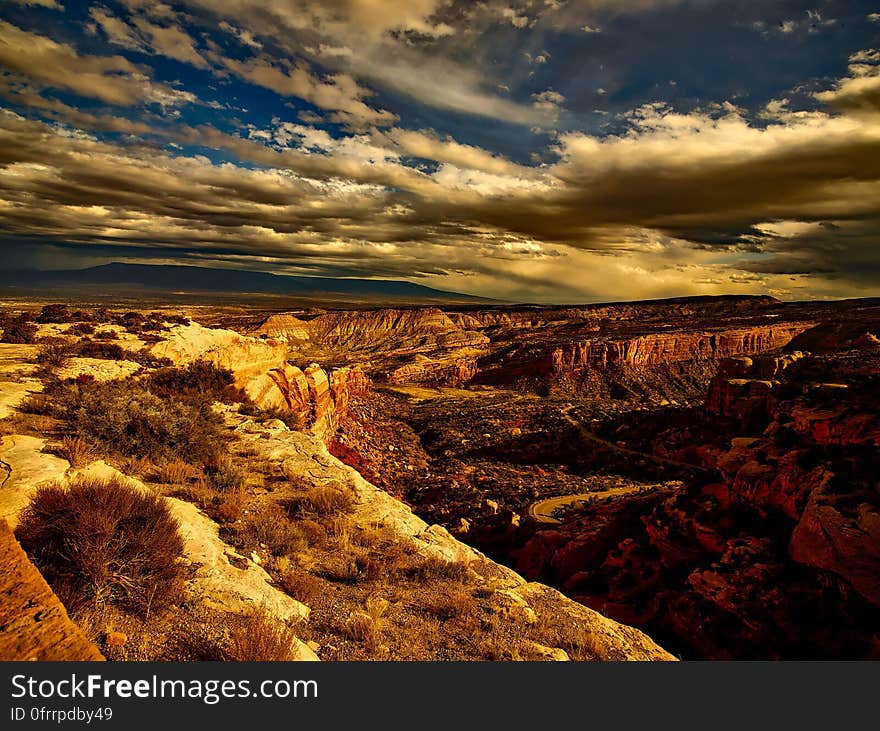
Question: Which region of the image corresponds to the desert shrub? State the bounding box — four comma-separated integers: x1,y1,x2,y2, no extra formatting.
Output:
36,339,73,367
94,329,119,341
36,304,72,324
15,477,185,614
181,610,302,661
207,458,246,492
343,596,388,650
76,339,127,360
320,547,382,584
235,505,306,556
1,317,38,344
279,569,321,604
403,556,470,584
215,487,247,523
286,485,354,519
41,379,224,464
146,361,245,403
67,322,96,336
52,436,94,468
155,458,200,485
127,348,172,368
296,518,328,549
422,587,474,622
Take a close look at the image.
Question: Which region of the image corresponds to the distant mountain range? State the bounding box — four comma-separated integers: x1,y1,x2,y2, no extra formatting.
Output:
4,263,492,303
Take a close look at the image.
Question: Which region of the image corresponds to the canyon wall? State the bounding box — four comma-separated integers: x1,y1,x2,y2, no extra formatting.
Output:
151,322,368,440
549,324,813,374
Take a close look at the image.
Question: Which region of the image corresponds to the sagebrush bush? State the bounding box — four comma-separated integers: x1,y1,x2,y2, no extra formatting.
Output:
280,569,321,604
146,361,247,404
1,317,37,344
206,458,246,492
15,477,185,614
234,505,306,556
53,436,94,468
38,379,224,464
36,340,73,367
68,322,96,336
403,556,470,584
181,611,302,661
155,458,200,485
36,304,72,324
76,340,127,360
287,485,355,519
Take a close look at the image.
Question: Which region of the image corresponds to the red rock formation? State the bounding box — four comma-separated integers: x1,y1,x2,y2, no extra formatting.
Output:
0,519,104,660
790,490,880,606
551,324,812,374
386,356,479,386
151,321,369,442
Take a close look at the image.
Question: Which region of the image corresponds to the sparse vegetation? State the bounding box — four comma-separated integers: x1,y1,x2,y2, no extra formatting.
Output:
180,610,303,661
15,476,185,614
146,361,246,404
232,504,307,556
403,555,470,584
35,304,73,324
286,484,355,519
0,316,38,344
155,458,201,485
206,457,246,492
28,379,225,465
36,339,73,367
279,568,321,604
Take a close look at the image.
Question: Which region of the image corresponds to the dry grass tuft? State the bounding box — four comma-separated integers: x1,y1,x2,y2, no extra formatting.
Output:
180,610,304,661
52,435,94,468
403,555,470,584
155,458,200,485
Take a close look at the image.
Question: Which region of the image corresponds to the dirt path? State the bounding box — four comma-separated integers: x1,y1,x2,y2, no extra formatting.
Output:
529,483,677,524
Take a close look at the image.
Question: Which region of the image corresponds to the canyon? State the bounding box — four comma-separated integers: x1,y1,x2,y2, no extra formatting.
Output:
1,293,877,660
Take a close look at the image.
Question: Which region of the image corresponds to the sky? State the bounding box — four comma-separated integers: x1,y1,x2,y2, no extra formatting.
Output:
0,1,879,303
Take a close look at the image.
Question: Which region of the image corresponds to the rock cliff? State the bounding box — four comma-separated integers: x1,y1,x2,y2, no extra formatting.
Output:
0,519,104,661
150,322,368,440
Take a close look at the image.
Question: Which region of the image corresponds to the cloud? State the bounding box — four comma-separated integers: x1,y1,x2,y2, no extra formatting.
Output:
218,55,397,127
815,48,880,114
11,0,63,8
385,128,534,176
0,21,195,107
170,0,559,126
131,17,210,68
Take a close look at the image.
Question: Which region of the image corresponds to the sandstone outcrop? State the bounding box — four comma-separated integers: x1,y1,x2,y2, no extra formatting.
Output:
386,354,479,386
305,308,488,354
0,519,104,661
149,322,367,440
790,488,880,607
252,314,311,342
